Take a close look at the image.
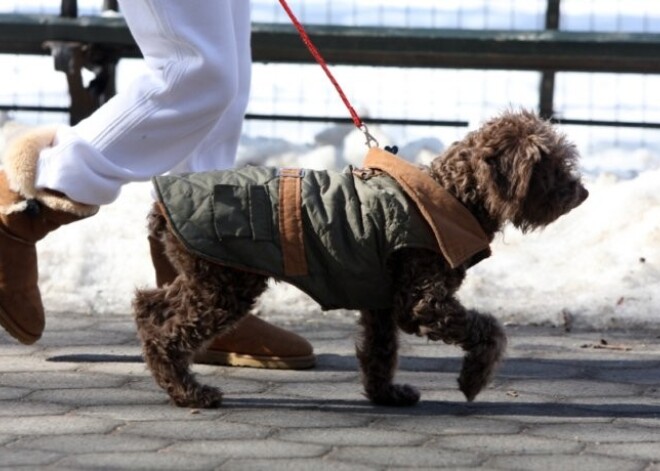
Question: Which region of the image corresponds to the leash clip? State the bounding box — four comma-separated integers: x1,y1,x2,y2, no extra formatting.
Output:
359,123,379,149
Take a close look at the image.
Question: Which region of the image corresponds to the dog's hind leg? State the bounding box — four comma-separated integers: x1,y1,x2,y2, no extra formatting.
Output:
134,280,231,408
134,264,267,408
357,309,420,406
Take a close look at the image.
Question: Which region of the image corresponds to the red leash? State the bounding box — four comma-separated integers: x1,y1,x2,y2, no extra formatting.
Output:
278,0,379,147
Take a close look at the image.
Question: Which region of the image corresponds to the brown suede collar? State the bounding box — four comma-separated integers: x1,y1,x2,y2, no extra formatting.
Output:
363,147,491,269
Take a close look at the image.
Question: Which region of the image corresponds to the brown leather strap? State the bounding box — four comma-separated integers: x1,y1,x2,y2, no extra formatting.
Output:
278,169,308,276
363,147,490,269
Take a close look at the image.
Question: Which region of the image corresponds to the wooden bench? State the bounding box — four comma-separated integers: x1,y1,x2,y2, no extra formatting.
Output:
1,13,660,125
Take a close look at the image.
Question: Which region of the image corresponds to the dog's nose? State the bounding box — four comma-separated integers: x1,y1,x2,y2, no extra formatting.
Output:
578,185,589,204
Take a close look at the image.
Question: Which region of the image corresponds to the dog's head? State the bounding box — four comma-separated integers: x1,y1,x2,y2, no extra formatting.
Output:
433,110,588,233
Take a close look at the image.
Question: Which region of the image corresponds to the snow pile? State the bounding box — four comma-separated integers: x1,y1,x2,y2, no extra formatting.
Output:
460,169,660,330
1,122,659,330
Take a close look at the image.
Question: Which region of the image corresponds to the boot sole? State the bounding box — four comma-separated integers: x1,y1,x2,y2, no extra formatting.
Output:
0,305,40,345
194,350,316,370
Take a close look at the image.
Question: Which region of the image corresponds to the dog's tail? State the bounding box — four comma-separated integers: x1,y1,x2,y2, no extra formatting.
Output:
457,311,507,401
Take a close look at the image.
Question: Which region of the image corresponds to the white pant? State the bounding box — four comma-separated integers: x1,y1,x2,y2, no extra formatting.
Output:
36,0,252,205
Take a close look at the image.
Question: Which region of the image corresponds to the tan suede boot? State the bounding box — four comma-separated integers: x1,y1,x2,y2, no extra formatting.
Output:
148,235,315,369
0,128,99,344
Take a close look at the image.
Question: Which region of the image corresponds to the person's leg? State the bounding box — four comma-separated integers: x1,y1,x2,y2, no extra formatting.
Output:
0,1,311,362
1,0,244,344
36,0,245,205
169,0,252,175
150,2,315,370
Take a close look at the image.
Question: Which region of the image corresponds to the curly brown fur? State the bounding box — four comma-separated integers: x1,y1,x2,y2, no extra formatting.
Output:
134,109,587,408
134,210,268,407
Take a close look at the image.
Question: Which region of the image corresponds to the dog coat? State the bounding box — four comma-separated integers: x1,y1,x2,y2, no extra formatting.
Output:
153,148,491,310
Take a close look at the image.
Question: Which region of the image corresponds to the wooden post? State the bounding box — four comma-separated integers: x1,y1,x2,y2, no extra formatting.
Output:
539,0,561,120
60,0,78,18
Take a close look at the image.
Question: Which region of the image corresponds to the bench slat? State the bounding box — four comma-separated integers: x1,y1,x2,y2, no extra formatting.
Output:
1,14,659,73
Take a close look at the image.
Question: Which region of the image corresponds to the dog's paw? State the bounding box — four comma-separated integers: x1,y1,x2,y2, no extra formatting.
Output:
368,383,420,407
173,385,224,409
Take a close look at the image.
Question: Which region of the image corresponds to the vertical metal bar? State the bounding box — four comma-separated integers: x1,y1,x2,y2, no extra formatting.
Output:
60,0,78,18
102,0,119,12
539,0,561,119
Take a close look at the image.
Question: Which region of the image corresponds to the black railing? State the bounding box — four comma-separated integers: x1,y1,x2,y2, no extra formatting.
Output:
1,0,659,129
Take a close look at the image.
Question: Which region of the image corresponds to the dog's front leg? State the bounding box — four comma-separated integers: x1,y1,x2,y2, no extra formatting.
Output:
411,298,507,401
357,309,420,406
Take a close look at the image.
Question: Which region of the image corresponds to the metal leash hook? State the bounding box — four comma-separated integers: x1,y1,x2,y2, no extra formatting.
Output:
359,123,380,149
280,0,380,148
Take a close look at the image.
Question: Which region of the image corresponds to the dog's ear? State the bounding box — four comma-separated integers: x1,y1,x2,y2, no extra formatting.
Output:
494,136,543,201
484,135,544,203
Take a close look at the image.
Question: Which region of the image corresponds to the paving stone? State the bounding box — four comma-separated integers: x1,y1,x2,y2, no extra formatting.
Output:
0,356,79,373
588,442,660,461
278,427,429,446
0,400,71,417
37,312,99,332
10,434,169,453
76,404,225,422
28,387,165,406
430,433,582,455
377,414,522,436
0,344,41,356
220,458,378,471
42,345,142,362
224,368,358,384
223,409,372,428
271,380,365,401
566,396,660,417
497,359,583,380
528,422,660,443
389,468,501,471
435,386,555,404
453,400,634,424
614,416,660,428
3,316,660,471
130,374,269,395
329,445,480,468
393,370,464,389
79,362,151,376
508,379,643,398
487,453,643,471
0,371,125,389
169,439,329,458
0,449,62,467
37,328,135,348
58,452,225,470
591,365,660,385
2,416,121,435
119,420,270,440
0,386,29,400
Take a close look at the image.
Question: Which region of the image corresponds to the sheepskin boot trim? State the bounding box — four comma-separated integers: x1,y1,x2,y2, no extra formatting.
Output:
148,234,315,370
363,147,491,269
1,126,98,218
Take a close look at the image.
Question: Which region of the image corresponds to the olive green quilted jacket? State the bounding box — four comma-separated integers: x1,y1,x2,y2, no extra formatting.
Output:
153,149,490,310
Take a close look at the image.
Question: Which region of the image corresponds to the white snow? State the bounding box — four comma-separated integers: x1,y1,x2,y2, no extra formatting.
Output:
0,0,658,330
2,121,658,330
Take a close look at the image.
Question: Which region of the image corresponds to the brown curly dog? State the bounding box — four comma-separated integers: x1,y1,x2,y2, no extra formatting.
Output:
133,110,588,408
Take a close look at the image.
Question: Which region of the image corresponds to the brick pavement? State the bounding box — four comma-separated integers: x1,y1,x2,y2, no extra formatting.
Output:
1,310,659,470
